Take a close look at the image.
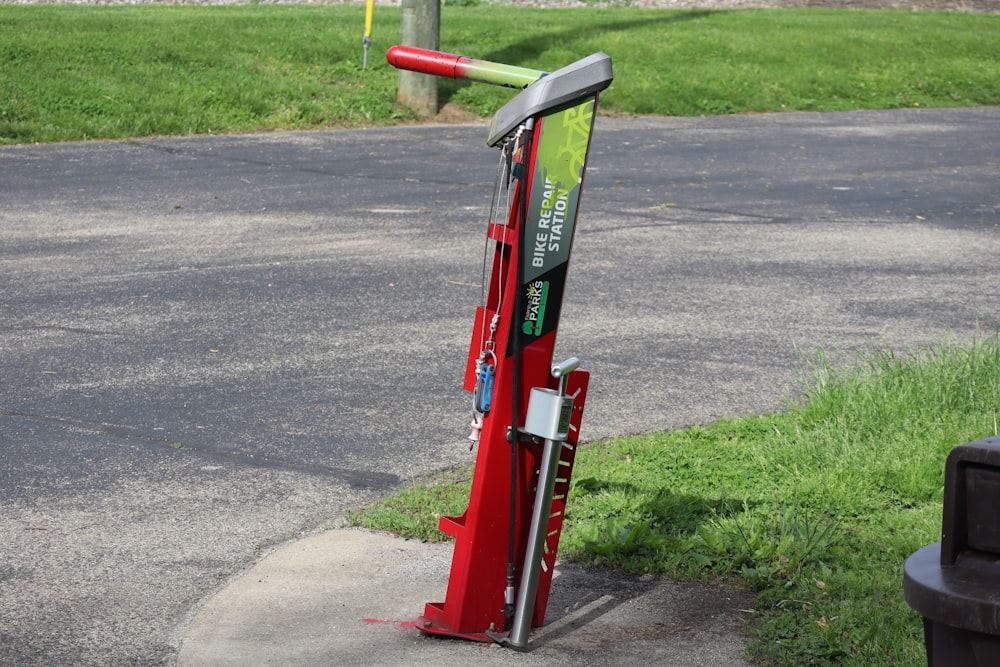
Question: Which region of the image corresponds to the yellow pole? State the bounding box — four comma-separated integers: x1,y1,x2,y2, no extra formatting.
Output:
363,0,374,70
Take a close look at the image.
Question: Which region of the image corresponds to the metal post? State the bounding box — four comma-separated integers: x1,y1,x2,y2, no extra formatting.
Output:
398,0,440,116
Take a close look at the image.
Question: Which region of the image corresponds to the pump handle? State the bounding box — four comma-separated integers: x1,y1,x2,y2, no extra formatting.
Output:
551,357,580,379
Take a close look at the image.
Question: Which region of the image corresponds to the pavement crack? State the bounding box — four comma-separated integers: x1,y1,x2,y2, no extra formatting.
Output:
3,324,121,336
2,411,172,444
130,140,476,187
1,411,398,489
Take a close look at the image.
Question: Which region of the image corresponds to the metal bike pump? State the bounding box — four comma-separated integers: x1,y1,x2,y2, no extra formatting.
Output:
506,357,581,649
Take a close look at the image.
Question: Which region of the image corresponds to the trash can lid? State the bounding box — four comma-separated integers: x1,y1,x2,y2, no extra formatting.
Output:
904,542,1000,635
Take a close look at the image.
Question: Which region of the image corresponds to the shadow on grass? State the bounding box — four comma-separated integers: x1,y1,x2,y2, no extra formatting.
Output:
570,477,758,569
439,10,720,105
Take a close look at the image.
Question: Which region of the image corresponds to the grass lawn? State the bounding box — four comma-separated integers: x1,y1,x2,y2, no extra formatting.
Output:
2,5,1000,143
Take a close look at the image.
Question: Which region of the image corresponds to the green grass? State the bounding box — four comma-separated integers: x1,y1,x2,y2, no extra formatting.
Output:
350,333,1000,666
3,5,1000,143
0,6,405,143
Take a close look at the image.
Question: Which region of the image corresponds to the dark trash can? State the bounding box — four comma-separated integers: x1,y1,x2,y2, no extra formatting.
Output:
904,435,1000,666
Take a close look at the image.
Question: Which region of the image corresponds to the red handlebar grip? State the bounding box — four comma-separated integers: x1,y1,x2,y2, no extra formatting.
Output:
386,45,466,79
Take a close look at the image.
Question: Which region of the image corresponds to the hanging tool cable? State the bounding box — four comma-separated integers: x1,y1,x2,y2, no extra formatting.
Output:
362,0,374,70
469,315,496,448
469,136,513,448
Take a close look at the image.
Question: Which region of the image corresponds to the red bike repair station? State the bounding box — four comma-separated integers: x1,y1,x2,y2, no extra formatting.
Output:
386,45,614,650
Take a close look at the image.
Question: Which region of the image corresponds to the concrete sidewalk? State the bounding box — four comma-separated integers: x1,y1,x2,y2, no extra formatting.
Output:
177,528,753,667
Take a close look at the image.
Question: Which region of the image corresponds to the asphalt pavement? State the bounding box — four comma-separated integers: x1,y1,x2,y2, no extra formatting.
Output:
1,106,998,666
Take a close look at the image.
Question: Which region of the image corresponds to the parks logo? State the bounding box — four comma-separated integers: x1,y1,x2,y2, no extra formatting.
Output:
521,280,549,336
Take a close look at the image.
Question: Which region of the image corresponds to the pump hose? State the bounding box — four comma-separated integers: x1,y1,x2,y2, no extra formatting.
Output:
506,120,533,628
